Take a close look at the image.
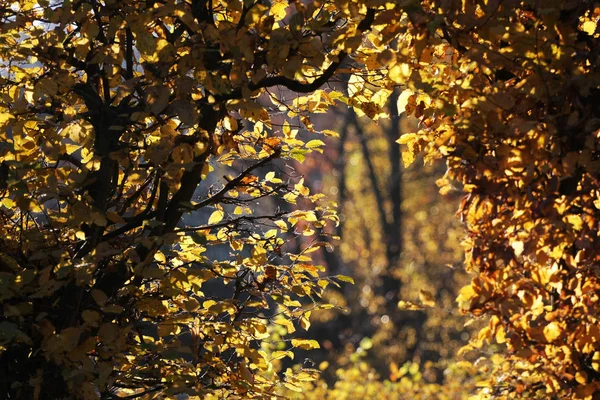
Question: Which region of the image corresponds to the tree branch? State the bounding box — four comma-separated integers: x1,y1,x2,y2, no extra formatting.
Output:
176,211,288,232
215,8,376,101
189,148,282,212
125,27,134,80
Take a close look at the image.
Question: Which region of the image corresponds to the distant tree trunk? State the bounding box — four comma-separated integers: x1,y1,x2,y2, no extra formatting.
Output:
335,111,350,242
350,106,402,306
351,111,389,258
377,89,404,308
386,89,403,268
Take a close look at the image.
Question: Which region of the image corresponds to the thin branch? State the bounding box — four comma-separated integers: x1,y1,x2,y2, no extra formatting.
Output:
189,148,282,212
176,211,287,232
118,171,155,214
125,27,134,80
214,8,376,102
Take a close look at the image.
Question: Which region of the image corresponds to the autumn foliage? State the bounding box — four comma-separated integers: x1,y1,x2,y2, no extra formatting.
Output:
1,0,600,399
394,2,600,398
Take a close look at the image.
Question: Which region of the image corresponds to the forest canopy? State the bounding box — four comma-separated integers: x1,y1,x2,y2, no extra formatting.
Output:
0,0,599,399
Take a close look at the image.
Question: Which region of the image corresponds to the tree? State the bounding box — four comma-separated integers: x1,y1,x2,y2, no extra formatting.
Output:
2,0,599,398
0,0,397,398
292,100,474,384
289,0,600,398
396,1,600,398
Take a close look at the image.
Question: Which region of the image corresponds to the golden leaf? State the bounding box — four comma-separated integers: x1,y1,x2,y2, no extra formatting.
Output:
397,89,414,114
336,275,354,284
543,321,562,343
582,20,597,36
274,318,296,334
397,300,424,310
271,350,294,361
511,240,524,257
419,289,436,307
291,338,320,350
208,210,224,225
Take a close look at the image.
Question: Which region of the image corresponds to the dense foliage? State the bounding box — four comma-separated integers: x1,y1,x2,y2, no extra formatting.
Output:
0,0,373,397
1,0,599,399
395,2,600,398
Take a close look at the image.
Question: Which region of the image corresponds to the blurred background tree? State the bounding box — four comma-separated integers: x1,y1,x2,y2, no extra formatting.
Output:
275,95,481,397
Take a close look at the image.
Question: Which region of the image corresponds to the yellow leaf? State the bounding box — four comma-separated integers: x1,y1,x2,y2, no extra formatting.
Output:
511,240,524,257
397,133,418,145
321,129,340,137
208,210,224,225
294,179,310,196
154,251,166,263
582,20,597,36
103,304,124,314
397,89,414,113
98,323,119,344
336,275,354,284
222,115,238,131
91,212,108,227
134,30,157,56
35,78,58,97
389,63,411,84
299,316,310,331
305,139,325,149
576,371,588,384
0,112,14,128
543,321,561,342
291,338,320,350
1,198,15,208
274,220,287,230
397,300,424,310
287,210,317,224
495,325,506,344
419,289,436,307
271,350,294,361
283,382,303,393
565,214,583,231
274,318,295,334
270,0,288,20
294,371,318,382
456,284,476,309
